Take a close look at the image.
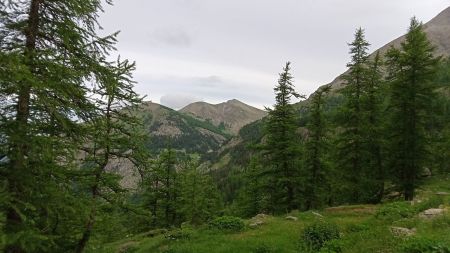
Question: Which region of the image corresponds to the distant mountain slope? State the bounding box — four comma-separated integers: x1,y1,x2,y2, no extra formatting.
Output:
179,99,267,135
136,102,231,154
327,6,450,90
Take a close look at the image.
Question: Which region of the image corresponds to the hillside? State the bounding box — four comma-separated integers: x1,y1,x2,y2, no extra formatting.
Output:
136,101,231,154
90,176,450,253
180,99,267,135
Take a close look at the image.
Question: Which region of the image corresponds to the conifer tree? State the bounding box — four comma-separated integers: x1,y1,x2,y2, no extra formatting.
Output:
142,149,180,227
336,28,370,203
385,18,441,201
303,85,331,210
360,52,385,203
235,156,265,217
263,62,303,213
178,156,221,225
0,1,143,251
75,59,146,253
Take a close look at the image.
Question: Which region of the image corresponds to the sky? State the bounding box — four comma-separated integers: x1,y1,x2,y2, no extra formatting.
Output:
98,0,449,109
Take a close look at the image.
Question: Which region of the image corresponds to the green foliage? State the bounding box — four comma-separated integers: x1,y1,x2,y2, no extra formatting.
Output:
319,239,345,253
252,244,275,253
143,108,231,155
233,156,266,217
164,229,192,241
414,196,445,213
399,237,450,253
262,62,304,213
0,0,149,251
302,85,332,210
301,221,341,252
178,156,222,225
385,17,441,200
335,28,385,204
209,216,245,232
375,202,415,221
141,152,222,229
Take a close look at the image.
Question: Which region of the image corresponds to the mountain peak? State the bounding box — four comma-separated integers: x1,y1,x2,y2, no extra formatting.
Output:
226,98,241,103
180,99,267,134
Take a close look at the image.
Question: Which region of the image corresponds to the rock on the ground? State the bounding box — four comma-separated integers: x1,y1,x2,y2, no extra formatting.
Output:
420,167,432,177
252,213,269,220
249,213,269,228
419,208,447,219
312,211,324,218
249,220,265,228
285,216,298,221
386,191,401,199
390,226,416,237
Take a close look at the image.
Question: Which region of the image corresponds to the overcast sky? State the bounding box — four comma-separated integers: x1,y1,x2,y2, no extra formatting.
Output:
98,0,449,109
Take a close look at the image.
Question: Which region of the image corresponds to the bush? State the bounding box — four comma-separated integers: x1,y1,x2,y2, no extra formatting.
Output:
399,237,450,253
301,221,340,252
375,202,415,221
319,239,345,253
209,216,245,232
414,196,445,213
164,229,192,241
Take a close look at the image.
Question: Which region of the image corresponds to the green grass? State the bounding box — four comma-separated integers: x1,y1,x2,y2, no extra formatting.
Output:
91,176,450,253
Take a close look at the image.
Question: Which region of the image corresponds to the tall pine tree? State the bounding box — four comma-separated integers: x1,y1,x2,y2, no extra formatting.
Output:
263,62,303,213
303,85,331,210
76,59,146,253
336,28,370,203
0,1,144,251
360,52,385,203
386,18,441,201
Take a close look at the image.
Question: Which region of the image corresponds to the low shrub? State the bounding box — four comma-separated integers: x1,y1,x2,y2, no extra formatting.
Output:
375,202,415,221
209,216,245,232
399,237,450,253
414,196,445,213
301,221,340,252
319,239,346,253
164,229,192,241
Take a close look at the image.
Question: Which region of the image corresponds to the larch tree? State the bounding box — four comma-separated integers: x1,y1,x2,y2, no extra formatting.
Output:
178,155,221,225
76,59,146,253
336,28,370,203
0,0,144,252
303,85,331,210
385,17,441,201
360,52,385,203
263,62,303,213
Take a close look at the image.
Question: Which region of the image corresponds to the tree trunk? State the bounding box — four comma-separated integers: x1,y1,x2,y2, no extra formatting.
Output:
6,1,41,252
